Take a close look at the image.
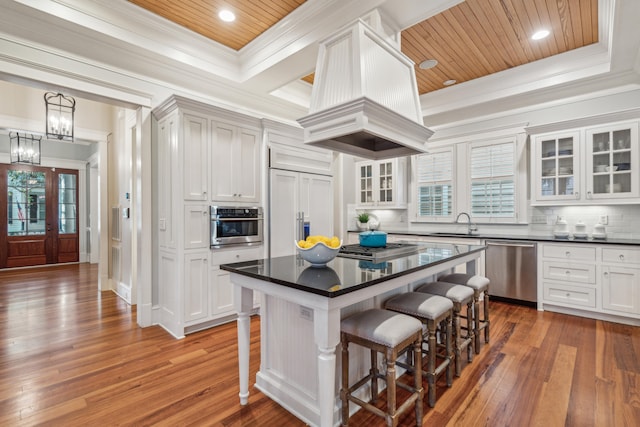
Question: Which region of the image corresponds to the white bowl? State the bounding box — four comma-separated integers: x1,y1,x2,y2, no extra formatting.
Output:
605,165,618,172
295,240,341,267
595,165,607,172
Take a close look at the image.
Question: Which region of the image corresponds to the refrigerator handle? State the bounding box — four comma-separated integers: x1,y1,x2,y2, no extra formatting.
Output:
297,212,303,241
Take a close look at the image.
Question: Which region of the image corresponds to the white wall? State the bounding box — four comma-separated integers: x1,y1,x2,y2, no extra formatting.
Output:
339,87,640,240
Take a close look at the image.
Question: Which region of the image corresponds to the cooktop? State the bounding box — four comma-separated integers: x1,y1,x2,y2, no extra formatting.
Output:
337,243,420,262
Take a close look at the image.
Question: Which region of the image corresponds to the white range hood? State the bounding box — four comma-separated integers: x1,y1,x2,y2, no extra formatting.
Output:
297,11,433,160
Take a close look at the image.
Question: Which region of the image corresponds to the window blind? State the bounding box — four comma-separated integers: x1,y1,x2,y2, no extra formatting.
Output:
470,142,515,218
416,151,453,218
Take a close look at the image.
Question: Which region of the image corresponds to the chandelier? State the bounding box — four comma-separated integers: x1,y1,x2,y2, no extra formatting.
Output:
44,92,75,141
10,131,42,165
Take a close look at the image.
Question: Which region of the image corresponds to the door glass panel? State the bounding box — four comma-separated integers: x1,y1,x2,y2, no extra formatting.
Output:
58,173,77,234
7,170,46,235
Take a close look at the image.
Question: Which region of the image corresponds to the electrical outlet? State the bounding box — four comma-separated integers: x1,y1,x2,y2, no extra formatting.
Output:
300,305,313,321
600,215,608,225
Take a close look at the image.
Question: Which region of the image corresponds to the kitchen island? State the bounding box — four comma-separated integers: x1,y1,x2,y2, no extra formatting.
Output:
221,243,486,427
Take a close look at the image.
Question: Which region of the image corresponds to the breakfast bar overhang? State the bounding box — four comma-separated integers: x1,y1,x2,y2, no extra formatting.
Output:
221,243,486,427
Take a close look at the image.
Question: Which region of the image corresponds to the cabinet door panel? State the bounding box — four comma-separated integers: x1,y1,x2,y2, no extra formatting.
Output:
300,173,333,238
235,128,260,202
602,266,640,315
270,169,300,258
183,114,208,200
185,254,209,322
211,123,236,201
211,268,234,315
184,205,209,249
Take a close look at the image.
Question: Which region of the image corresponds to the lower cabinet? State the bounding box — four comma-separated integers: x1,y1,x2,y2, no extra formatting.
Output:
184,246,263,332
539,242,640,324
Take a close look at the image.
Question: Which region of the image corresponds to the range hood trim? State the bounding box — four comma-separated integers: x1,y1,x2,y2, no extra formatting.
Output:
297,97,434,160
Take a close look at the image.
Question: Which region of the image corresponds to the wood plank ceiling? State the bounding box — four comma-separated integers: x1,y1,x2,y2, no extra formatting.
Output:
128,0,598,95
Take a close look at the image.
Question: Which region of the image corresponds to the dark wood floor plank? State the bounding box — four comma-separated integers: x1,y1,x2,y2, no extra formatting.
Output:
2,263,640,426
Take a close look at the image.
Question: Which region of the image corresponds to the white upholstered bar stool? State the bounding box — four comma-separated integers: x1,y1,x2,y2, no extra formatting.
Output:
340,308,424,427
384,292,454,407
414,282,474,377
439,273,490,354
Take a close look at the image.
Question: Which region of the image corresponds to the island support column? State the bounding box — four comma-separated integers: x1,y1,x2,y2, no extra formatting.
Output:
235,285,254,405
314,307,341,427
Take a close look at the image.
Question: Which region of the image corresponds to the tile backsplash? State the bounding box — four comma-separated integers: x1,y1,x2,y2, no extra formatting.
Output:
347,203,640,239
529,204,640,239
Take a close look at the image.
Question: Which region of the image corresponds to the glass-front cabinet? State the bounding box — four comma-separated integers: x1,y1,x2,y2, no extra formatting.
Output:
586,122,638,200
532,130,580,203
531,119,639,205
355,158,407,208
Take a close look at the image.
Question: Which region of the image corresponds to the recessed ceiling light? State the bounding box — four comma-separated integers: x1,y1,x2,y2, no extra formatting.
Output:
443,79,457,86
419,59,438,69
531,29,550,40
219,9,235,22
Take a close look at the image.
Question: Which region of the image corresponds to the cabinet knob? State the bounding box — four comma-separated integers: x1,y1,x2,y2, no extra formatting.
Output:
565,251,571,258
233,193,238,197
619,254,625,261
565,270,571,276
587,191,592,198
604,271,609,277
566,293,571,297
575,192,580,199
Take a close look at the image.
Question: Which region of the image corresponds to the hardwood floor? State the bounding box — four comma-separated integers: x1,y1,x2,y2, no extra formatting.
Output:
1,263,639,426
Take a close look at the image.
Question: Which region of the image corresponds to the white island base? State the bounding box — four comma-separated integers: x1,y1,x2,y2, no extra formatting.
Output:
229,247,483,427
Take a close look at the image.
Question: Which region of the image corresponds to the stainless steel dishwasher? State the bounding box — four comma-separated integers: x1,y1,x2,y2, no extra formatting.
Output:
485,240,537,306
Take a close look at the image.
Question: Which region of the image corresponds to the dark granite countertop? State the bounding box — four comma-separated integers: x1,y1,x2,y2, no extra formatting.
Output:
220,243,486,298
348,229,640,246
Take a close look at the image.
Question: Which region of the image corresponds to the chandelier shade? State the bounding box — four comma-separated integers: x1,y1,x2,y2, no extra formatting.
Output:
10,131,42,165
44,92,75,141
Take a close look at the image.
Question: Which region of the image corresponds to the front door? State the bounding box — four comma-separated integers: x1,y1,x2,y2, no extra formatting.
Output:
0,164,79,268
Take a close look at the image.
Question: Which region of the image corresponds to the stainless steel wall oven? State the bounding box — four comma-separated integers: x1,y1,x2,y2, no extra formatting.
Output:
210,206,263,248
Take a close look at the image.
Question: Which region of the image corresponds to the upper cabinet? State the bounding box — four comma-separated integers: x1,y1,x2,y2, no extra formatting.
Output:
355,158,407,208
586,122,638,200
183,114,209,201
211,121,261,203
530,117,640,205
532,130,581,203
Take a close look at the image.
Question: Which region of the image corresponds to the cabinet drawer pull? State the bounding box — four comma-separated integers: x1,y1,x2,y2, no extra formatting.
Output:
566,292,571,297
565,251,571,258
619,254,625,261
565,270,571,276
604,271,609,277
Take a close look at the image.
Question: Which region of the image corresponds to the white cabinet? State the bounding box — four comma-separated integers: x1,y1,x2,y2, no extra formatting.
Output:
184,205,210,249
538,242,640,323
531,130,580,203
585,121,639,200
153,95,266,338
530,119,640,205
211,121,261,203
601,247,640,316
355,158,407,208
210,246,263,317
183,114,209,201
184,252,209,323
270,169,333,258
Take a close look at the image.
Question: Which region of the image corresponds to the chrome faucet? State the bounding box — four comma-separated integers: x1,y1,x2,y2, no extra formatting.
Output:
456,212,478,235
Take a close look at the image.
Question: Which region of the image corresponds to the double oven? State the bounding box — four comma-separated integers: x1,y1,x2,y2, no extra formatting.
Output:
210,206,263,248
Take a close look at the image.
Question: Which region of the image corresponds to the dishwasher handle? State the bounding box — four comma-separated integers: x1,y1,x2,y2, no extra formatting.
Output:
486,241,536,248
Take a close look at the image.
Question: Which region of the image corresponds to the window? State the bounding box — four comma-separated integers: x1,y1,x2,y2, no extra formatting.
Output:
416,150,453,219
469,141,515,219
7,170,46,235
